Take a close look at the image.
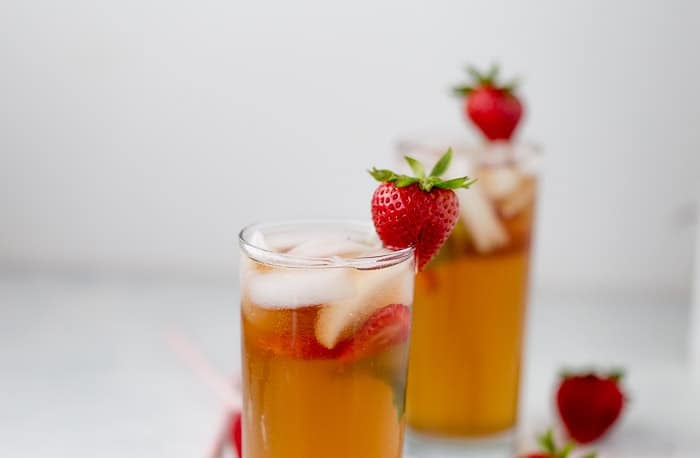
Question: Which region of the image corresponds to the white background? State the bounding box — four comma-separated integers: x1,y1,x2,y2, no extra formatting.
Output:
2,0,699,300
2,3,700,456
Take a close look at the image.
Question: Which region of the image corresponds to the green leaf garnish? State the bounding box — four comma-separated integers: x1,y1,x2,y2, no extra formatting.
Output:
369,148,476,193
429,147,452,177
404,156,426,178
433,176,478,190
533,429,595,458
452,63,519,98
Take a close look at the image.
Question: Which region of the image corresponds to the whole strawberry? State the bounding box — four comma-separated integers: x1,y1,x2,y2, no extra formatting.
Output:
369,149,476,269
520,429,596,458
453,64,523,141
557,370,626,444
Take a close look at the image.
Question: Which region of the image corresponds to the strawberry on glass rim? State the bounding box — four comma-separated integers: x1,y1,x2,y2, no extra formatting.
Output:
369,148,477,270
453,64,524,141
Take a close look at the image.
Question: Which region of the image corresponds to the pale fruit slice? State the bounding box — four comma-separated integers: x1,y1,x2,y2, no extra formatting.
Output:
499,177,536,218
244,268,355,310
457,185,509,253
450,155,509,253
315,262,414,349
478,166,523,201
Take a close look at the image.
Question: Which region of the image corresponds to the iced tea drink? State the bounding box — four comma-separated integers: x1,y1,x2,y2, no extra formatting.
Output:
401,141,539,438
239,221,415,458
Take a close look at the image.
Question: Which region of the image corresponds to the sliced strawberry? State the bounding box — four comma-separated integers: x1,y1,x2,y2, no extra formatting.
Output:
256,332,345,360
339,304,411,363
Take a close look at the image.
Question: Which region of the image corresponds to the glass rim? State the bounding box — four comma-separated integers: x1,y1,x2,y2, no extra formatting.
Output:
239,219,415,269
396,133,543,166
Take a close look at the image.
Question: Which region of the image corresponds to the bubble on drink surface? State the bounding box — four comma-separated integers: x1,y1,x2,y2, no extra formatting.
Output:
245,268,356,309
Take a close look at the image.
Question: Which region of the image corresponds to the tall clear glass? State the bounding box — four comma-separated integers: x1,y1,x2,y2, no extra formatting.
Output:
398,138,541,455
239,220,415,458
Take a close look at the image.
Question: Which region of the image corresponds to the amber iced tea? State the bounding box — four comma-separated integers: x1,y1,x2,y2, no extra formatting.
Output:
239,222,415,458
403,143,539,437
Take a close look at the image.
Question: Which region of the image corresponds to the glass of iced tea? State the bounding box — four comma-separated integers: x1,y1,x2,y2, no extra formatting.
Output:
398,138,540,450
239,220,415,458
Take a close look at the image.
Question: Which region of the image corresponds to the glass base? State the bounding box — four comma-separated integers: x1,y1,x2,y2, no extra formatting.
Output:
404,427,515,458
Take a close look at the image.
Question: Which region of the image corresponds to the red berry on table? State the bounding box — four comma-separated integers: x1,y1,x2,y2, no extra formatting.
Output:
556,370,626,444
369,149,477,270
519,429,597,458
339,303,411,363
230,411,242,457
453,64,524,141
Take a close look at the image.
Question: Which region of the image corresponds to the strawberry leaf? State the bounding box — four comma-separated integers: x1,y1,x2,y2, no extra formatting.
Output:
369,168,398,182
538,430,557,454
454,63,519,95
395,176,420,187
485,63,499,83
467,65,484,84
608,368,625,382
404,156,426,178
558,443,573,458
581,454,597,458
452,85,473,97
429,148,452,177
369,147,475,192
433,176,477,190
502,78,520,93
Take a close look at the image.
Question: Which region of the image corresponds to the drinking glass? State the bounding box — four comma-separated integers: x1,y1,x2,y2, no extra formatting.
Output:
239,220,415,458
399,138,541,455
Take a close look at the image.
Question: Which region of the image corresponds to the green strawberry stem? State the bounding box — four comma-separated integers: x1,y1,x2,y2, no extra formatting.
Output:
535,429,596,458
559,368,625,382
369,148,477,192
453,63,519,97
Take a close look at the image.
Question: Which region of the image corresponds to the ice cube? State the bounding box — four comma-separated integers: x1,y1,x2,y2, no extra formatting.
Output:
244,268,355,309
499,177,536,218
448,155,509,253
248,230,270,250
265,232,313,252
287,237,376,258
457,185,510,253
478,167,523,201
315,261,414,349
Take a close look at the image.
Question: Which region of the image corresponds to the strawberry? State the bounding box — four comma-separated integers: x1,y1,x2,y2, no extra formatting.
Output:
369,149,476,270
556,370,626,444
339,304,411,363
453,64,523,141
230,411,242,457
256,331,345,360
519,429,596,458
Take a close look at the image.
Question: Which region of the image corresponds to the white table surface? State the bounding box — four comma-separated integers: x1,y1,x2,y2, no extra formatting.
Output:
1,273,699,457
